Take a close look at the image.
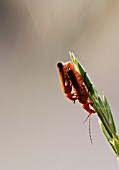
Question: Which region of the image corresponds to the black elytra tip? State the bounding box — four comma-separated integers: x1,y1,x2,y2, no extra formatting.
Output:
57,62,63,68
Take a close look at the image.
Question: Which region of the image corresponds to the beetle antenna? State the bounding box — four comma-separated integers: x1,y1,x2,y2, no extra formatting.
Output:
83,114,93,145
89,117,93,145
83,114,91,124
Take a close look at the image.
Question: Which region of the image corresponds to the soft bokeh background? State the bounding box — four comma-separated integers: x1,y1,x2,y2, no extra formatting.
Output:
0,0,119,169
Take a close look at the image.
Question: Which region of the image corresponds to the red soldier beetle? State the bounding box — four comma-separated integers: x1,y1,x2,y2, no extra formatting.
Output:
57,61,95,144
67,68,95,115
57,62,76,103
57,61,95,115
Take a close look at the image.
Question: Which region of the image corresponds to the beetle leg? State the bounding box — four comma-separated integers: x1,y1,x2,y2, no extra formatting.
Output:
65,93,79,103
82,101,95,115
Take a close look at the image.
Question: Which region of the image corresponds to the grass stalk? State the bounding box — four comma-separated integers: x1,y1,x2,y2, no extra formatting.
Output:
69,52,119,158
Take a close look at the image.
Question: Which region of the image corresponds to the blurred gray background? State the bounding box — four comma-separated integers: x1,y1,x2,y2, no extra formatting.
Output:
0,0,119,169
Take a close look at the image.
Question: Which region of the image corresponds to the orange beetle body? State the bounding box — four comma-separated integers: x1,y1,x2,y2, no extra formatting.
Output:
57,62,76,102
57,61,95,115
67,68,95,114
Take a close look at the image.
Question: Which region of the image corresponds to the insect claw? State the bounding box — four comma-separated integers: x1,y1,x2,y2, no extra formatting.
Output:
73,98,76,103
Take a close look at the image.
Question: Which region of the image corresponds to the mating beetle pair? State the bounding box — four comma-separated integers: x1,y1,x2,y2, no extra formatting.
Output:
57,61,95,115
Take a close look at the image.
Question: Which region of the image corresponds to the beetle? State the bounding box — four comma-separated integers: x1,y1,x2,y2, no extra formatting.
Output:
57,61,95,115
67,68,95,115
57,62,76,103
